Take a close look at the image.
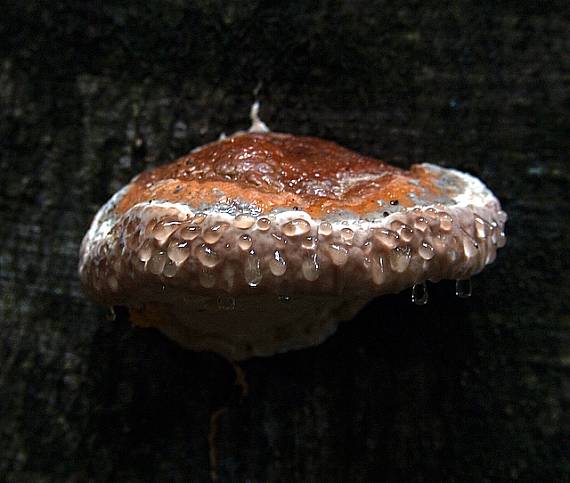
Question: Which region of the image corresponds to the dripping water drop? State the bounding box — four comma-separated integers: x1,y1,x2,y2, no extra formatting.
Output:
455,278,472,298
411,282,429,305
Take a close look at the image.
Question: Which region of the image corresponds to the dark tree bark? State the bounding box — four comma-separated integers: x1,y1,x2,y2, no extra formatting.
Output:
1,2,568,481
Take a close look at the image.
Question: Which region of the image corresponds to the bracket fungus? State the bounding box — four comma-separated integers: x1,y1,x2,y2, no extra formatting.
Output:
79,111,507,360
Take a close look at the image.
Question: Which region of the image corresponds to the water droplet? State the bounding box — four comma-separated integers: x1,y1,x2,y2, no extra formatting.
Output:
389,246,411,272
373,228,400,249
196,244,220,268
496,231,506,248
418,241,435,260
328,243,349,266
203,222,229,244
392,222,414,242
238,234,252,251
147,250,167,274
217,295,236,311
438,212,453,232
411,282,429,305
167,240,190,264
269,250,287,276
138,240,154,262
256,217,272,231
244,250,262,287
234,213,255,229
462,234,479,258
278,295,291,303
282,218,311,236
163,259,178,278
414,216,430,232
302,253,320,281
152,220,181,244
497,210,508,224
455,278,472,298
474,216,488,239
370,255,387,285
179,225,201,241
318,222,333,236
301,236,317,250
340,227,354,243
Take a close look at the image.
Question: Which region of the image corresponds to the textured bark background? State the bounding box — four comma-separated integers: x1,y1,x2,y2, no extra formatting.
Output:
1,2,569,482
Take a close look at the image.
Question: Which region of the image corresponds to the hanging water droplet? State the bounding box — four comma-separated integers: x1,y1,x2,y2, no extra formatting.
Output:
318,222,333,236
203,222,229,244
418,241,435,260
269,249,287,276
147,250,167,274
389,246,411,272
485,248,497,265
138,239,154,262
438,212,453,232
282,218,311,236
411,282,429,305
373,228,400,249
455,278,472,298
328,243,348,266
392,222,414,242
238,234,253,251
302,253,320,281
196,244,220,268
370,255,387,285
496,231,506,248
167,239,191,264
496,210,508,224
163,259,178,278
179,224,201,241
301,236,317,250
474,216,488,239
340,227,354,243
462,234,479,258
256,217,272,231
413,216,430,232
152,220,181,244
244,250,262,287
234,213,255,229
217,295,236,311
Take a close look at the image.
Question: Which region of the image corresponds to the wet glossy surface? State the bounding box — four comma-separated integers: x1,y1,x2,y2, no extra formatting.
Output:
116,133,442,217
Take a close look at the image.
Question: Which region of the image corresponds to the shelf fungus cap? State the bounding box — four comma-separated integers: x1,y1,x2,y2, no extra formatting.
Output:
79,128,507,360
